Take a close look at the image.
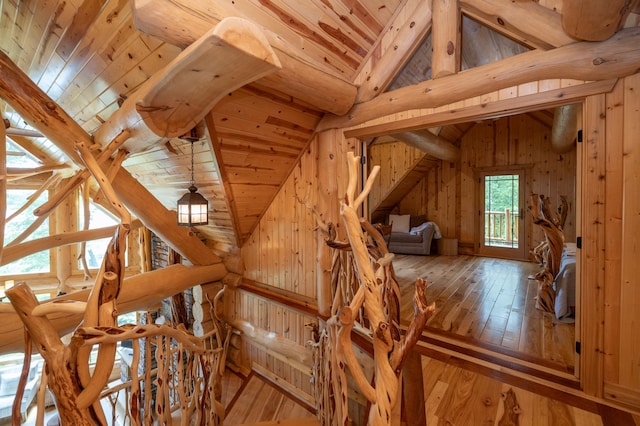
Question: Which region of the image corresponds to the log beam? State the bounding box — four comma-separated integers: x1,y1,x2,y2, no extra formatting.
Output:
551,104,580,153
432,0,460,78
132,0,357,115
392,130,460,162
460,0,576,49
0,50,219,266
562,0,639,41
356,1,433,103
319,27,640,132
0,263,227,354
93,17,281,155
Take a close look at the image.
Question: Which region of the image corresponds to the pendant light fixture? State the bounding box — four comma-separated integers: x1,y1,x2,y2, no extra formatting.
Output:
177,140,208,226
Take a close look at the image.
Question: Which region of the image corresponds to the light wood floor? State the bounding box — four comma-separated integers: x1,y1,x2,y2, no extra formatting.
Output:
220,363,640,426
393,254,575,374
223,370,317,425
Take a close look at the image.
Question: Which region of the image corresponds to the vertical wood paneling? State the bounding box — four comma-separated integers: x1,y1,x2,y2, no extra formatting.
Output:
368,141,425,211
603,81,624,385
413,114,576,257
581,94,607,397
619,73,640,391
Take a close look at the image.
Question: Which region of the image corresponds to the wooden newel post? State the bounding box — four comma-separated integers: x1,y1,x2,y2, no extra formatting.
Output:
7,283,100,424
333,152,434,425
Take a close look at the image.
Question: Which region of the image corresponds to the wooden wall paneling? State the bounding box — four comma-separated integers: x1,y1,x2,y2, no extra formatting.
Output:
603,80,625,387
459,127,476,249
619,72,640,394
581,93,607,397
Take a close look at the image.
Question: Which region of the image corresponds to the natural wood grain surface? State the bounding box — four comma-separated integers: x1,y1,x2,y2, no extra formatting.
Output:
393,254,575,372
224,371,315,425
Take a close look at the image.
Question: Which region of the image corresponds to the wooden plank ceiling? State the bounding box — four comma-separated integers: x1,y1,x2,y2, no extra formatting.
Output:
1,0,639,250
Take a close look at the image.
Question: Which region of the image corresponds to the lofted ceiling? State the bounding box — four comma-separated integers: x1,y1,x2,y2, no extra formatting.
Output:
1,0,639,253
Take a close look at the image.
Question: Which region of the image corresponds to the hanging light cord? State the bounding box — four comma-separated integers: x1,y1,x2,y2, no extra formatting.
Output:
190,141,196,188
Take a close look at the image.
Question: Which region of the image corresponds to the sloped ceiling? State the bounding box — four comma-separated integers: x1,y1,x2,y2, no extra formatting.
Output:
1,0,639,253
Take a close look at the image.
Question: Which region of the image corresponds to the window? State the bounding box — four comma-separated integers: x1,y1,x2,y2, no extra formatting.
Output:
0,189,50,275
78,202,121,270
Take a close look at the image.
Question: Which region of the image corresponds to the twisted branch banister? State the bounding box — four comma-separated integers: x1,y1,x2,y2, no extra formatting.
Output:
309,152,435,426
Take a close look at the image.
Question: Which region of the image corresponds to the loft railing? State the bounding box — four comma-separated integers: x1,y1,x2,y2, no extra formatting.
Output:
484,209,520,245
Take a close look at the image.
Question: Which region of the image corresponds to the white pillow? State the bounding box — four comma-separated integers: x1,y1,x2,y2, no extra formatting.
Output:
389,214,411,233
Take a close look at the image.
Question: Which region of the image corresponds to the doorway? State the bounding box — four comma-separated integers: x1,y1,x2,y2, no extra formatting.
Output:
478,170,526,260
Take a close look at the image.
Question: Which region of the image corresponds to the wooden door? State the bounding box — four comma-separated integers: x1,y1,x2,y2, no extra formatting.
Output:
477,170,526,260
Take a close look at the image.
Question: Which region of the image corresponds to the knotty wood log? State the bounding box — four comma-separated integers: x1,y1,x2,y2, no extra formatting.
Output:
1,226,120,267
7,283,101,424
460,0,575,49
0,50,219,266
319,27,640,131
93,17,281,155
551,104,580,153
132,0,357,115
562,0,638,41
333,152,435,425
5,173,59,222
0,263,227,355
356,1,433,103
392,129,460,162
432,0,460,78
34,130,131,218
529,194,566,312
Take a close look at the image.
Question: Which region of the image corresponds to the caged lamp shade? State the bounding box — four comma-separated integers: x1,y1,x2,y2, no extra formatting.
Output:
177,185,208,226
177,140,209,226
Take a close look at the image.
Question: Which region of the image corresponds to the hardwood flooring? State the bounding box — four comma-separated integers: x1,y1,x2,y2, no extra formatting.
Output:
393,254,575,374
219,362,640,426
223,370,317,425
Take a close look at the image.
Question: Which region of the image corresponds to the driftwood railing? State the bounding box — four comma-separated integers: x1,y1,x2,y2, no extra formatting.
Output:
309,152,435,426
95,326,226,426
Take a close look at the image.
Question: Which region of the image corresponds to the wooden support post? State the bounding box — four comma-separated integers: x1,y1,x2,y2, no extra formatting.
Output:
316,131,340,318
55,187,75,294
432,0,460,78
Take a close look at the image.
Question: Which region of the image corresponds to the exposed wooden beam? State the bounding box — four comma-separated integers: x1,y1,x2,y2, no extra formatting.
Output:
356,1,433,103
551,104,580,154
319,27,640,132
0,263,227,354
132,0,357,116
203,111,241,247
460,0,576,49
0,50,220,266
432,0,460,78
562,0,639,41
93,17,281,155
344,80,616,139
5,134,51,164
392,130,460,162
